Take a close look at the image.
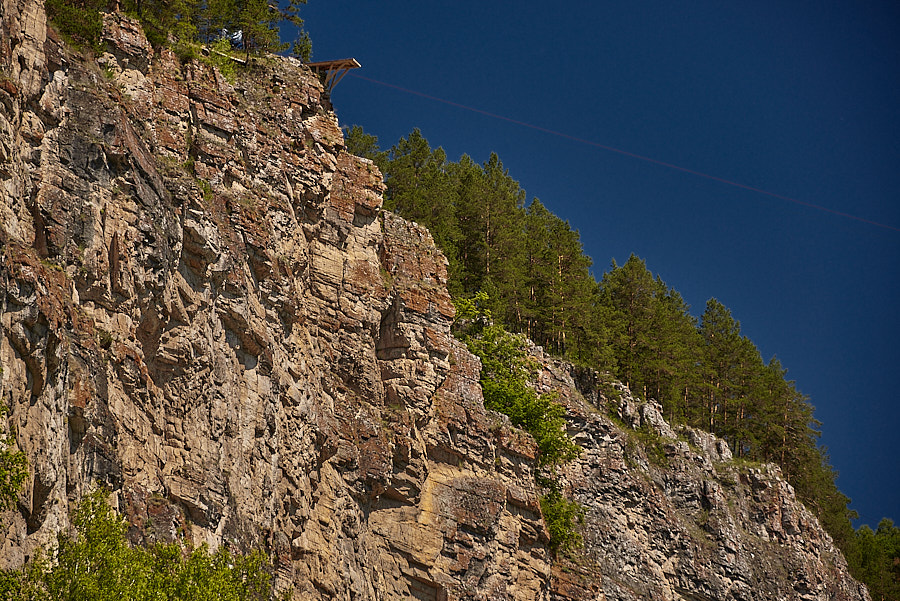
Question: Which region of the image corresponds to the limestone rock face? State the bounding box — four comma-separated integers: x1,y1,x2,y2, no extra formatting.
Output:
0,5,870,601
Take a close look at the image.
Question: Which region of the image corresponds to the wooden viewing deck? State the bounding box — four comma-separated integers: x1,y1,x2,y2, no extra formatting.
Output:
305,58,361,92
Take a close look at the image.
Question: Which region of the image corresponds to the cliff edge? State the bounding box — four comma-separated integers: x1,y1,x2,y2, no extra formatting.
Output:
0,4,870,600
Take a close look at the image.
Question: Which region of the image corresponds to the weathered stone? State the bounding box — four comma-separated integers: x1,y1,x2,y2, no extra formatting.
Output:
539,361,870,601
0,4,871,601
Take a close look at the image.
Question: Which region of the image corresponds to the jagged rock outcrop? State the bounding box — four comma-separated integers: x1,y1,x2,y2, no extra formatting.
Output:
0,6,548,599
0,4,870,600
530,354,870,601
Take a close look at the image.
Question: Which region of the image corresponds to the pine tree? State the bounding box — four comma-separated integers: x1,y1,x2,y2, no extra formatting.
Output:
645,283,701,422
237,0,285,57
343,125,387,167
699,298,742,435
450,152,527,310
599,254,658,393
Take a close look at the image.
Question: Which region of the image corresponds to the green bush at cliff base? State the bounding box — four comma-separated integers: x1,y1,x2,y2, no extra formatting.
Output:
1,488,285,601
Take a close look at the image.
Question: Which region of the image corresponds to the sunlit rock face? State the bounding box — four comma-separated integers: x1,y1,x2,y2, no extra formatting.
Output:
528,357,870,600
0,4,870,600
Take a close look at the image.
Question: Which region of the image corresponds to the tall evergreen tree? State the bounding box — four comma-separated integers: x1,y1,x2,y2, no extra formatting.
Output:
521,200,595,358
450,152,527,312
599,254,658,393
699,298,743,434
645,283,702,423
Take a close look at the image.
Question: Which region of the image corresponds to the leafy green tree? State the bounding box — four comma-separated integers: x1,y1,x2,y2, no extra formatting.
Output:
1,405,27,519
540,489,584,555
56,0,310,61
377,129,462,286
290,29,313,61
454,293,579,467
860,519,900,600
3,488,280,601
237,0,290,58
448,152,528,309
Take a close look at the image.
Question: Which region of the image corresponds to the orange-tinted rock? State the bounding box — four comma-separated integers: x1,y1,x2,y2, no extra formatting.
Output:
0,4,872,601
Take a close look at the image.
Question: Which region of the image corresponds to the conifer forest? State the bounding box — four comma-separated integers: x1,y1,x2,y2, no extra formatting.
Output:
346,126,900,600
0,1,897,596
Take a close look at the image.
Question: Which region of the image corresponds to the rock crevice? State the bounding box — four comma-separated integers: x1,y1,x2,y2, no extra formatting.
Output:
0,6,870,601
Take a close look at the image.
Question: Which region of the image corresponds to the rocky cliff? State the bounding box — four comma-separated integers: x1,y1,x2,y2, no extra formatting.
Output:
0,4,870,600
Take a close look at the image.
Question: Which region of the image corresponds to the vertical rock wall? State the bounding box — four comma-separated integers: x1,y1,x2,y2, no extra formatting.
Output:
0,4,872,601
0,6,549,599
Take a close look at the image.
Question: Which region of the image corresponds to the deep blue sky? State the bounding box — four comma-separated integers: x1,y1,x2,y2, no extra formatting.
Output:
297,1,900,528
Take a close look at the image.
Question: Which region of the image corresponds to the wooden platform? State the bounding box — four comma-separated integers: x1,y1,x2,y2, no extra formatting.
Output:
305,58,361,92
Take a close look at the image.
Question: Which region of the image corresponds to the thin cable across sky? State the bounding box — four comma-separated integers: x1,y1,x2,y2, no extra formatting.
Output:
348,72,900,234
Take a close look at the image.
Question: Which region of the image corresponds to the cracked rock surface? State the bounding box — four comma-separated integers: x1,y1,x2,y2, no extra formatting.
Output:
0,5,870,601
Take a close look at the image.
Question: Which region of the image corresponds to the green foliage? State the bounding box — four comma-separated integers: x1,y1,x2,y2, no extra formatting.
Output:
236,0,287,57
540,490,584,554
196,178,213,201
0,405,27,518
203,38,239,83
2,488,280,601
849,519,900,600
45,0,311,61
290,30,313,62
454,293,579,467
46,0,105,51
598,255,701,420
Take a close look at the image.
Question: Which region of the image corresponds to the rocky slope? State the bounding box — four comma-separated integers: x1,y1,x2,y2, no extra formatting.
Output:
0,4,870,600
532,356,870,600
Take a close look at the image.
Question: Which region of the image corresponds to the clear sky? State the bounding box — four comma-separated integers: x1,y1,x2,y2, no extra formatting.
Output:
296,0,900,528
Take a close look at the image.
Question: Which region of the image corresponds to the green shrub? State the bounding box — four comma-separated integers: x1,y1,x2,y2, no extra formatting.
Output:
540,489,584,554
454,293,579,466
46,0,105,52
0,404,27,518
2,488,283,601
202,38,239,84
